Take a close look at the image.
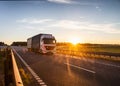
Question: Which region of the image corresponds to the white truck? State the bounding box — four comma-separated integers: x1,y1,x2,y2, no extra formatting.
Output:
27,34,56,54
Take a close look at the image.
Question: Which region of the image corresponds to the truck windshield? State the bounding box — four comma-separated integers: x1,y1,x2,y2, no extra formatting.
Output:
43,38,56,44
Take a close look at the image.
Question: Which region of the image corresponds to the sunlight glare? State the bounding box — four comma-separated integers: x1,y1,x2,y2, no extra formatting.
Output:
68,37,81,45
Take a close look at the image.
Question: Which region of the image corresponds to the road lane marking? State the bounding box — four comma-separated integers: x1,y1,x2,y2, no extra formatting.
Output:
56,54,120,68
38,80,43,83
12,48,47,86
40,82,45,85
64,63,96,74
95,62,120,68
41,85,47,86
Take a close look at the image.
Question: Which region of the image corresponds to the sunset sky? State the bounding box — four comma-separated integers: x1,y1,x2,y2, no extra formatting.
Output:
0,0,120,45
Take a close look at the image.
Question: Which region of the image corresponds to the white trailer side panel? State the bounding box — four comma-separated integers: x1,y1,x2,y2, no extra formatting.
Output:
27,38,32,49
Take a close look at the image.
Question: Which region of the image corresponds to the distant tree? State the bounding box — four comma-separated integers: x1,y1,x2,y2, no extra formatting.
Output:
56,42,72,46
0,42,5,46
11,42,27,46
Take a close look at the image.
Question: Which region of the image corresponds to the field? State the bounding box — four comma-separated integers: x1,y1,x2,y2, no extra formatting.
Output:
57,43,120,53
56,43,120,61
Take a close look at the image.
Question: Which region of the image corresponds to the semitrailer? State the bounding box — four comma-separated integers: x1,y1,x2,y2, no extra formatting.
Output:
27,34,56,54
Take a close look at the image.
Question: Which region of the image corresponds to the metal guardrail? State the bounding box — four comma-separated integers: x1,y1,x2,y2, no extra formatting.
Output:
11,49,24,86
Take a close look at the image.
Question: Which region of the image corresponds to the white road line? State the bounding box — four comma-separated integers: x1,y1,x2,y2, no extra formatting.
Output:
12,48,47,86
56,54,120,68
64,63,96,74
42,85,47,86
40,82,45,85
95,62,120,68
38,80,43,82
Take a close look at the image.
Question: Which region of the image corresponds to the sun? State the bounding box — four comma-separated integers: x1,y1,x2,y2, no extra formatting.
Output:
68,38,81,45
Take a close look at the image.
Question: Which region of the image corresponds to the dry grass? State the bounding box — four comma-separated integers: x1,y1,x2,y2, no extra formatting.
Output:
56,45,120,53
0,52,4,86
19,68,31,84
56,45,120,62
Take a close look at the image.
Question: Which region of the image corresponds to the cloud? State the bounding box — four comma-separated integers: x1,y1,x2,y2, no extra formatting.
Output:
49,20,81,29
47,0,99,6
48,20,120,33
47,0,75,4
17,18,120,34
96,6,102,11
17,18,52,24
18,25,45,31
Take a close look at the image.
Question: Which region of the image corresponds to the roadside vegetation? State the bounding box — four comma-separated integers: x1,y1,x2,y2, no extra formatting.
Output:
57,42,120,53
14,53,37,86
0,42,7,46
0,46,35,86
19,68,31,85
56,42,120,61
0,50,5,86
11,42,27,46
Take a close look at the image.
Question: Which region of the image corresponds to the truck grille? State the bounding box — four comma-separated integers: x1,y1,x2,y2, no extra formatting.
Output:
45,46,55,50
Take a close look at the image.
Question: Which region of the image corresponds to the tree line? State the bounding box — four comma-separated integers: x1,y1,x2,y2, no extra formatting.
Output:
0,42,6,46
11,42,27,46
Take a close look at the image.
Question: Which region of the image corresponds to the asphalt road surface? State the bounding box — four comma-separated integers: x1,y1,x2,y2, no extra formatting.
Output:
12,46,120,86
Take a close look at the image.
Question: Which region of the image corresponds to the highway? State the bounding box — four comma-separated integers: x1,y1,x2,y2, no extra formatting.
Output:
12,46,120,86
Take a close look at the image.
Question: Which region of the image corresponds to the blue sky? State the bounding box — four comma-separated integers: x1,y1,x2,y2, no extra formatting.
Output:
0,0,120,45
